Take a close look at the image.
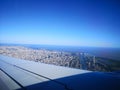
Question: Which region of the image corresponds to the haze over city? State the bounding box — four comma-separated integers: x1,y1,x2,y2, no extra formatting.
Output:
0,0,120,48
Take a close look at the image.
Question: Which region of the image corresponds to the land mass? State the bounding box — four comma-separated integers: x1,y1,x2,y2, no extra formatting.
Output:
0,46,120,72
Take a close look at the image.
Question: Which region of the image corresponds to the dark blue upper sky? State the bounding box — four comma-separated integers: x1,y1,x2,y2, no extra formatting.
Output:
0,0,120,47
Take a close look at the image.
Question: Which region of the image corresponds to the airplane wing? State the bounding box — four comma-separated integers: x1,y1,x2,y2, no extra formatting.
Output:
0,55,120,90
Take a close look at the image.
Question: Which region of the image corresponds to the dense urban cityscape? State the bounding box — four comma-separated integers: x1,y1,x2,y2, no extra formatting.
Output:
0,46,119,72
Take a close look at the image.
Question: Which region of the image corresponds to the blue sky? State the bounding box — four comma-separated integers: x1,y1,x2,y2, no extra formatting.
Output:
0,0,120,47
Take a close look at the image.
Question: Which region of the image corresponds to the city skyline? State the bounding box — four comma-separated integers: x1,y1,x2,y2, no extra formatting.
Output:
0,0,120,48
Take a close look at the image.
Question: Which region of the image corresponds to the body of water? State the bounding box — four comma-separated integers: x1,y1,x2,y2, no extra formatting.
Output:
1,43,120,61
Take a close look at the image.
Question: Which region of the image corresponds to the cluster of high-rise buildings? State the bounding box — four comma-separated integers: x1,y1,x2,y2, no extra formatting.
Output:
0,46,110,72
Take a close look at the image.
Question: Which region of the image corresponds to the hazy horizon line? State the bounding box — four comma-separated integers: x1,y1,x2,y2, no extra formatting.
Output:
0,42,120,49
